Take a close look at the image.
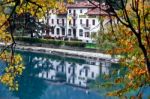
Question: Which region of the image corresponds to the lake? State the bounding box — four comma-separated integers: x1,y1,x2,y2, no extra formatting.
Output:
0,50,149,99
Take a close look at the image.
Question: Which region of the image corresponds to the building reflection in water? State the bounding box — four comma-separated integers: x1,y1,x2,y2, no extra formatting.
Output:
30,54,111,88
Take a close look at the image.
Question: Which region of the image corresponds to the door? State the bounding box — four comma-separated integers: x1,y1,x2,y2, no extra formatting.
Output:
73,29,76,38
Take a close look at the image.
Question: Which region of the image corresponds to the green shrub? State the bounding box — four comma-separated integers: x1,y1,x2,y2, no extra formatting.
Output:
64,41,86,47
15,37,86,47
15,37,63,46
47,39,64,46
15,37,40,43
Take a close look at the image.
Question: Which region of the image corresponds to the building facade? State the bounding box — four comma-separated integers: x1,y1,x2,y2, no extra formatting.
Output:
41,1,112,43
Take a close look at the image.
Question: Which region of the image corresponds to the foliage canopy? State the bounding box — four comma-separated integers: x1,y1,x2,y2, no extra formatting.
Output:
0,0,71,90
90,0,150,97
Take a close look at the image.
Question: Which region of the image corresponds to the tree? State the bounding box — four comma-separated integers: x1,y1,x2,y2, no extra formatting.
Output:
88,0,150,97
7,12,45,38
0,0,75,91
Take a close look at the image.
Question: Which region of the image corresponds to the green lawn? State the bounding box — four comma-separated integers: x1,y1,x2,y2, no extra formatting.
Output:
85,43,97,49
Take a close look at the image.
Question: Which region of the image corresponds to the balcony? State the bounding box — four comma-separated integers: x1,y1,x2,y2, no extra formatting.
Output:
72,13,78,19
68,13,78,19
81,24,91,30
70,24,77,29
57,13,67,17
59,23,66,28
49,24,56,28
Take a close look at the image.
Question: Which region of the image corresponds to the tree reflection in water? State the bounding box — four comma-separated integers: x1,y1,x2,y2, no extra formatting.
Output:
13,52,48,99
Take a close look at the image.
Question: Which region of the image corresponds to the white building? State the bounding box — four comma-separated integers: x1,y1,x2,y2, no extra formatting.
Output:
41,1,113,43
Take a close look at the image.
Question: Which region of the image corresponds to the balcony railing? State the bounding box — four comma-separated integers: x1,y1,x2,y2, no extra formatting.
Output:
72,13,78,19
70,24,77,28
49,24,56,27
68,13,78,19
81,24,91,30
59,23,66,27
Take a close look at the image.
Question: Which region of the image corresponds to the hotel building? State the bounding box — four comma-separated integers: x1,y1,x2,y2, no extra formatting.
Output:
40,1,113,43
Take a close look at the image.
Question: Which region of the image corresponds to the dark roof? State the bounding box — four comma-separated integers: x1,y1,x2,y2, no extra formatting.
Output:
66,1,99,8
86,8,114,16
54,1,114,16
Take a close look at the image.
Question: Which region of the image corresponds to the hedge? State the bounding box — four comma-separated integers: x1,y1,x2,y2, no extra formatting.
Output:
65,41,86,47
15,37,86,48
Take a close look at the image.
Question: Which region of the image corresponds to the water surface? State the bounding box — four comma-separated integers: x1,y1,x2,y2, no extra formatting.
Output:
0,50,149,99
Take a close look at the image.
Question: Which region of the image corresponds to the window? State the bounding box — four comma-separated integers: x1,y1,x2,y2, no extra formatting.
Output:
79,29,83,36
68,29,71,36
69,20,71,25
56,28,60,35
73,10,76,13
73,29,76,37
57,19,59,24
86,19,89,27
92,72,94,78
69,9,71,13
79,82,81,85
85,32,90,37
52,19,54,24
80,19,82,24
46,72,48,78
56,66,59,71
62,19,64,26
92,19,95,25
68,68,71,73
85,69,88,77
91,62,95,65
62,28,65,35
80,10,82,13
73,10,76,16
51,27,54,34
79,70,82,75
73,19,76,26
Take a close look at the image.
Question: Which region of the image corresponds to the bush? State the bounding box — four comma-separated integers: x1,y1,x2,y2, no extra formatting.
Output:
64,41,86,47
15,37,86,47
15,37,63,46
15,37,41,43
47,39,64,46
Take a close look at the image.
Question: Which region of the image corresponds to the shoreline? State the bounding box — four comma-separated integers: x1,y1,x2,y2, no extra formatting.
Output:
0,43,119,63
15,45,118,63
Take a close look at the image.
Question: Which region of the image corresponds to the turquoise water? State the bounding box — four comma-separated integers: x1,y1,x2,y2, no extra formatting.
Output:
0,51,149,99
